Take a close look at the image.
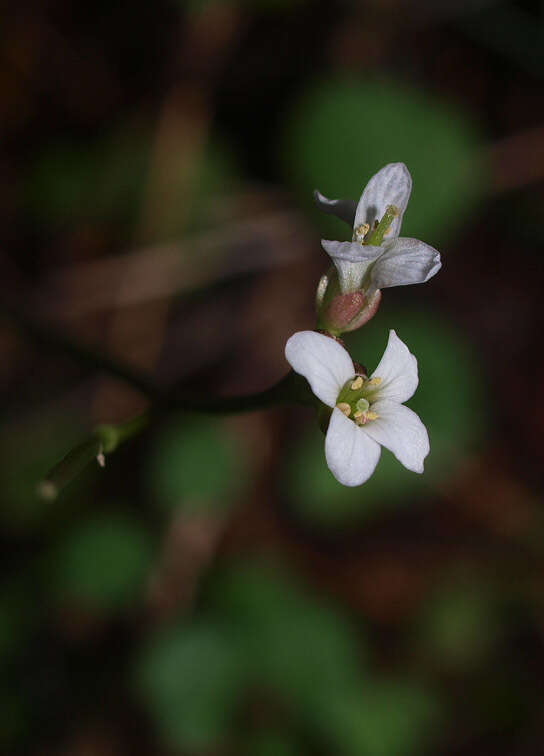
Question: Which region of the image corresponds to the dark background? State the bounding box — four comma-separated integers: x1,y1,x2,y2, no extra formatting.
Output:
2,0,544,754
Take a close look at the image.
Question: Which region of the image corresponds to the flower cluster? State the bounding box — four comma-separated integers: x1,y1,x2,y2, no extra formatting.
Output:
285,163,440,487
314,162,441,334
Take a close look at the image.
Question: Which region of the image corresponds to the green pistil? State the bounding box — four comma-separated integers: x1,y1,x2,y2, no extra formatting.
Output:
365,204,399,246
356,397,369,414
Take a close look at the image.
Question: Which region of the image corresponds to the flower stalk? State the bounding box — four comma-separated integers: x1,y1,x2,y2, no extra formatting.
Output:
29,160,441,494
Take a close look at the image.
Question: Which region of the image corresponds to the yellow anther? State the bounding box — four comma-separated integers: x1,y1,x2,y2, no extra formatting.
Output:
353,222,370,243
353,410,363,419
366,377,382,387
351,376,363,390
366,411,379,421
336,402,351,417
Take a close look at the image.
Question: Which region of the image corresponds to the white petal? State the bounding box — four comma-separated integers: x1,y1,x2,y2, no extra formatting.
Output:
370,237,441,290
321,240,382,293
370,329,418,403
325,407,381,486
362,400,429,473
354,163,412,239
313,189,356,227
285,331,354,408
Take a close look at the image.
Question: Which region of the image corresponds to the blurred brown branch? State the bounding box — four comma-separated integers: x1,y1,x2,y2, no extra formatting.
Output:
35,205,313,320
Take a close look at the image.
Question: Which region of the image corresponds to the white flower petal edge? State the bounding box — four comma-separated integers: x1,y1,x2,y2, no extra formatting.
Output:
362,400,429,473
370,329,418,404
354,162,412,239
325,408,381,486
284,330,354,408
369,238,441,290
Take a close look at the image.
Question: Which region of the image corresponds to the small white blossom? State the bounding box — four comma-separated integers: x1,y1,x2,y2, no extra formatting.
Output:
314,162,441,295
285,329,429,487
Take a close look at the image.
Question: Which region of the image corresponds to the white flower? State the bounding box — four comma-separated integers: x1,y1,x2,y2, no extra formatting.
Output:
285,329,429,487
314,162,441,295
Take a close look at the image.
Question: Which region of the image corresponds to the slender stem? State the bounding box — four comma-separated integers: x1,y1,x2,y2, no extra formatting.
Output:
38,435,102,500
163,370,313,414
38,371,313,499
1,300,159,399
2,295,315,498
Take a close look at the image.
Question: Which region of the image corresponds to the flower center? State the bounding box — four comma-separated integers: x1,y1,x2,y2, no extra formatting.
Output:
352,204,399,247
335,375,382,426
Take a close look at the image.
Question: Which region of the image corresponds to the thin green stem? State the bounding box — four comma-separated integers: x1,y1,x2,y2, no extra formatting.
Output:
38,371,313,499
3,294,315,498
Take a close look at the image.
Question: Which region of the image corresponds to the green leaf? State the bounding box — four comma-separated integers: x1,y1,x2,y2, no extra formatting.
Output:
24,127,150,226
282,77,486,243
147,415,246,514
242,729,301,756
315,680,440,756
135,621,247,750
208,563,366,704
415,581,499,669
49,513,153,611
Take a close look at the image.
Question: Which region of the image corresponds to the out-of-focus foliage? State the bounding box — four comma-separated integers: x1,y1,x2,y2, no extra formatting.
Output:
284,309,487,525
208,562,365,704
315,680,439,756
147,414,247,513
4,0,544,753
283,78,486,243
415,579,500,670
242,729,300,756
135,561,440,753
0,415,85,532
48,513,154,611
24,127,151,227
24,127,237,239
136,620,247,750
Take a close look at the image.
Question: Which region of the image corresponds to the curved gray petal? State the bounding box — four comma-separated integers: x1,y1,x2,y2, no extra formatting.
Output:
369,237,441,290
321,240,383,293
313,189,357,227
354,163,412,240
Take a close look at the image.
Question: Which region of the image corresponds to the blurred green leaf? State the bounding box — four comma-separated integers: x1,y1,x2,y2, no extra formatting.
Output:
416,581,499,670
135,620,247,750
148,415,246,514
50,513,153,611
282,77,486,243
208,563,366,704
284,308,488,526
24,124,237,238
315,680,439,756
25,127,150,226
243,729,301,756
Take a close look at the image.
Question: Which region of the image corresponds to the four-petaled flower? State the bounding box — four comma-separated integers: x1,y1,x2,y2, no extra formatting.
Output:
315,162,441,297
285,329,429,487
